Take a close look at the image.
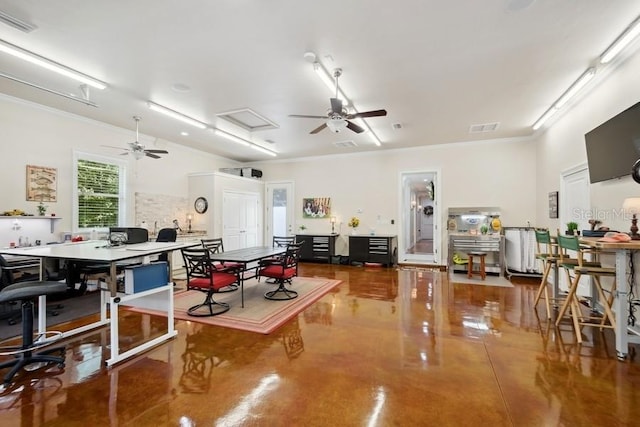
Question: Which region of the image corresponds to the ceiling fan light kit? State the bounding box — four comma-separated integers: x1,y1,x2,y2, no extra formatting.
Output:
102,116,169,160
290,66,387,137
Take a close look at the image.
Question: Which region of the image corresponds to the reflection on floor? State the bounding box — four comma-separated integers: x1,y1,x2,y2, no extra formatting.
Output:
407,238,433,254
0,263,638,426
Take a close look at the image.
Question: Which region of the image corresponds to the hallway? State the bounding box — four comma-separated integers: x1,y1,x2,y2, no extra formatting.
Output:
0,263,638,426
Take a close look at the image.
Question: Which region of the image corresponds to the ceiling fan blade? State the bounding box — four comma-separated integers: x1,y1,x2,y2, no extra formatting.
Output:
144,149,169,154
330,98,343,114
346,120,365,134
310,123,328,134
347,109,388,119
289,114,328,119
145,152,161,159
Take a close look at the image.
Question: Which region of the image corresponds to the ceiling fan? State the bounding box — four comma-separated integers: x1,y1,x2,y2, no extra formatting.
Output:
289,68,387,134
103,116,168,159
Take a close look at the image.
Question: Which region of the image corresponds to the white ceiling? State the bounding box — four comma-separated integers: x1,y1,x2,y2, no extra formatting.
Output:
1,0,639,162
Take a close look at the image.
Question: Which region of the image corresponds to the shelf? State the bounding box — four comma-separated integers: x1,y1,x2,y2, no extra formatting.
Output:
0,216,62,232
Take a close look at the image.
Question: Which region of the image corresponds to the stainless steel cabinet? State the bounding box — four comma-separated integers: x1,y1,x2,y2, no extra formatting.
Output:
449,233,504,275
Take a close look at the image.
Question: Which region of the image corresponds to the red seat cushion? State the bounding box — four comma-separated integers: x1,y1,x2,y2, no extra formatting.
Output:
188,271,237,290
259,265,296,280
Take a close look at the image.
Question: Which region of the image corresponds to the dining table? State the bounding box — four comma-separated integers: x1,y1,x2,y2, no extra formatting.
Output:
206,246,287,308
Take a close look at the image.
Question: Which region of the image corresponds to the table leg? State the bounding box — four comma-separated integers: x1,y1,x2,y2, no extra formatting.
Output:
614,250,629,360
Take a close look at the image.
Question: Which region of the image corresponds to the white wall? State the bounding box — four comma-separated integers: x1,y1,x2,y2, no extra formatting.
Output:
535,50,640,232
250,137,538,259
0,94,239,246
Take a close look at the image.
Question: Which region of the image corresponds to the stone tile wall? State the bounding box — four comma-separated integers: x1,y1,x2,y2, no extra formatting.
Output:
135,192,189,235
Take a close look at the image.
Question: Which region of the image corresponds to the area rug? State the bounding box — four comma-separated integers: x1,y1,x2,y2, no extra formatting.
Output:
448,272,514,288
127,276,342,334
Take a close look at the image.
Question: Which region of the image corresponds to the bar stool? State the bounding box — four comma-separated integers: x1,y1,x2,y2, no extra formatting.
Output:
554,232,616,343
467,251,487,280
533,229,562,319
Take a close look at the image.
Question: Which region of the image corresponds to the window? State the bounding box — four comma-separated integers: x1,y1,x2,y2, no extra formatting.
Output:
73,152,127,231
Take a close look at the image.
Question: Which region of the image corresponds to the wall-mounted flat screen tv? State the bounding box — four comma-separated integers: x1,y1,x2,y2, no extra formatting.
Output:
585,101,640,183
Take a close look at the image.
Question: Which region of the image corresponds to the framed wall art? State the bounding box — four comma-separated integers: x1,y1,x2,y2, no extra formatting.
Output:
26,165,57,202
302,197,331,218
548,191,558,219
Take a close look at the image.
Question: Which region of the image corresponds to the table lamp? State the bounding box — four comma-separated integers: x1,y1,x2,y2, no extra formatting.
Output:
623,197,640,239
330,216,337,234
187,213,193,233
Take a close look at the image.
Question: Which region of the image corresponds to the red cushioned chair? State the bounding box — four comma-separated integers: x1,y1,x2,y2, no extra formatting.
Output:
201,238,243,277
181,247,239,317
258,242,303,301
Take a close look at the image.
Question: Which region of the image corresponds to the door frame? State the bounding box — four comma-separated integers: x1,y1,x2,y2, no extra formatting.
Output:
398,169,441,265
265,180,295,244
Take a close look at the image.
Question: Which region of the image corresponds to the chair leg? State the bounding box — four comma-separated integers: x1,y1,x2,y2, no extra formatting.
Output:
534,261,553,319
556,271,581,327
264,279,298,301
0,300,65,386
187,291,230,317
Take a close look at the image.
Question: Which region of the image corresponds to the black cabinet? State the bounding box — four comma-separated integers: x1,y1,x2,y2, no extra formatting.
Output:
349,235,398,266
296,234,338,263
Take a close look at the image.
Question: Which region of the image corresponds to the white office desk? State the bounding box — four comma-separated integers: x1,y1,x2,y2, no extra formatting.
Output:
0,239,198,366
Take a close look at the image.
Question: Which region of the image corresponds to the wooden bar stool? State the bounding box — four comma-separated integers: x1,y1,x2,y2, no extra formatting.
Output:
467,251,487,280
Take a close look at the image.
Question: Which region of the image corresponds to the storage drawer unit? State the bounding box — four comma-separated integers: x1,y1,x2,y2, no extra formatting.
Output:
296,234,338,263
349,235,398,266
449,234,504,275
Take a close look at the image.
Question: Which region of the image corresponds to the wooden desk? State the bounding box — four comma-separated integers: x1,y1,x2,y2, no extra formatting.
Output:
0,239,199,366
579,237,640,360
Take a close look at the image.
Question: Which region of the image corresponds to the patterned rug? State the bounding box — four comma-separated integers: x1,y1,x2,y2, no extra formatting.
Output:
126,276,342,334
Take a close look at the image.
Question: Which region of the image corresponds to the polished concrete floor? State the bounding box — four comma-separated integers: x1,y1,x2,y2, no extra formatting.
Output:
0,263,639,426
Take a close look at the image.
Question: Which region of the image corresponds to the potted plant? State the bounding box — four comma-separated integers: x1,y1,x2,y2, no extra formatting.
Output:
37,201,47,216
566,221,578,235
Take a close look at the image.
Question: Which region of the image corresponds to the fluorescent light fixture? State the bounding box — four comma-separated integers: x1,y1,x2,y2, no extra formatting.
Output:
214,128,277,157
532,106,558,131
0,71,98,107
553,68,596,109
600,17,640,64
214,128,250,146
249,144,277,157
147,101,208,129
0,38,106,89
313,62,349,106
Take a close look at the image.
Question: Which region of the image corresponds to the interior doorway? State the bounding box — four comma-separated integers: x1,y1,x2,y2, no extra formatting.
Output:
399,170,440,264
265,181,295,244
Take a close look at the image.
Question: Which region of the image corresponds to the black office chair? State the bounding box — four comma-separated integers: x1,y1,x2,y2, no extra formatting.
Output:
156,228,177,263
0,270,67,386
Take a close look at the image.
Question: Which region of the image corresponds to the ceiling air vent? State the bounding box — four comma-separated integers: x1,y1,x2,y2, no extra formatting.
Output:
469,122,500,133
217,108,279,132
334,140,357,148
392,122,403,130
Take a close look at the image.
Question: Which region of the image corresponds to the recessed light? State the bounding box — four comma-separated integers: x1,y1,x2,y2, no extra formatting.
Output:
180,131,189,136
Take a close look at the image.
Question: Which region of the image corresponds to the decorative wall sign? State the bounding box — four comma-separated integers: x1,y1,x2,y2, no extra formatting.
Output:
548,191,559,219
26,165,57,202
303,197,331,218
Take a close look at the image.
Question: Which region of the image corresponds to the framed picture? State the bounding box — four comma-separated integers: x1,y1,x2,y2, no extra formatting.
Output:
302,197,331,218
26,165,57,202
548,191,558,219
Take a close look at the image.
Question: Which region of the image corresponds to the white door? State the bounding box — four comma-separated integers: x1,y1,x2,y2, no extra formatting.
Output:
223,191,260,250
265,181,295,244
560,164,591,296
399,170,440,265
